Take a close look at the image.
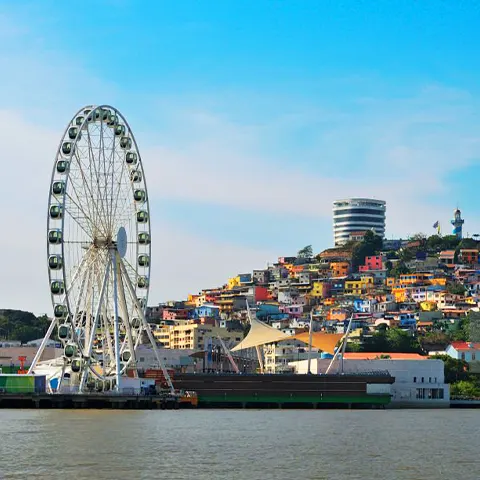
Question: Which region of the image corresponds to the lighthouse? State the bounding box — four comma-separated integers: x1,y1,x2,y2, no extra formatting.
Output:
451,208,464,239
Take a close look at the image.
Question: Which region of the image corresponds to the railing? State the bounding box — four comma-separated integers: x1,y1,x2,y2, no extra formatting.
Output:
451,395,480,401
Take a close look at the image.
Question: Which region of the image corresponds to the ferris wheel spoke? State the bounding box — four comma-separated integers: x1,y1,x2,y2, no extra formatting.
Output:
79,256,111,392
109,155,129,234
74,146,110,238
63,191,95,239
69,149,99,235
103,121,117,235
99,119,111,234
85,123,111,236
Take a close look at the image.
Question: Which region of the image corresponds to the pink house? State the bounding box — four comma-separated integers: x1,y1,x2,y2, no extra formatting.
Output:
359,255,383,272
279,304,304,318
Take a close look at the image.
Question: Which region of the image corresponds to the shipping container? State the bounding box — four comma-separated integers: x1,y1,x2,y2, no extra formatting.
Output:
0,374,46,394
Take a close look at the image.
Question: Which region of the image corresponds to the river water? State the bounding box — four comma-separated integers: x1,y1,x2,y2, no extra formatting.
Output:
0,409,478,480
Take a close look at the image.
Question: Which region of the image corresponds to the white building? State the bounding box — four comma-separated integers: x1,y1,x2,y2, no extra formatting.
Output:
263,340,309,374
333,198,386,246
289,358,450,408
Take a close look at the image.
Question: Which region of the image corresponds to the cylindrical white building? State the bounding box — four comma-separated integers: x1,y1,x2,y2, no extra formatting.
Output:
333,198,386,245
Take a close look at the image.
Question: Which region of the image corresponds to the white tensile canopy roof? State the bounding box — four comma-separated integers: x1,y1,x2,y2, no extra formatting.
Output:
231,315,290,351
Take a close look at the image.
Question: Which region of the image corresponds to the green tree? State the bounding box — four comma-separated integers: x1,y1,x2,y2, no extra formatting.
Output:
450,380,480,398
297,245,313,258
441,235,461,250
451,317,470,341
446,282,466,295
430,354,470,383
410,233,427,244
385,328,422,353
352,231,383,271
458,238,478,249
0,310,51,343
399,248,414,263
389,261,411,278
426,235,443,252
467,310,480,342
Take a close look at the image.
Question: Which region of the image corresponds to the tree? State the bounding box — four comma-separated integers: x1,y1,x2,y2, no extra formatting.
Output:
426,235,443,252
351,231,383,271
385,328,422,353
398,248,414,263
430,354,470,383
297,245,313,258
441,235,461,250
360,328,422,353
458,238,478,250
451,318,470,341
450,380,480,398
467,311,480,342
389,261,411,278
0,310,51,343
446,282,466,295
410,233,427,243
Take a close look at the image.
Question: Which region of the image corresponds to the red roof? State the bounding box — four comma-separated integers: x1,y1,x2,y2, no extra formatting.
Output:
450,341,480,351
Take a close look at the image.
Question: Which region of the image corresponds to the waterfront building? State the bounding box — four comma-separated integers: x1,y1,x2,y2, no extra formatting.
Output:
333,198,386,246
290,357,450,408
157,324,243,351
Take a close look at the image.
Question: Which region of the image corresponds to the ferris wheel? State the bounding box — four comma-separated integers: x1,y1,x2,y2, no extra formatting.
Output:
29,105,171,393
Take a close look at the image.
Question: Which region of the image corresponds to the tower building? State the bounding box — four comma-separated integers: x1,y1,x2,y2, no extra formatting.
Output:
451,208,464,239
333,198,386,246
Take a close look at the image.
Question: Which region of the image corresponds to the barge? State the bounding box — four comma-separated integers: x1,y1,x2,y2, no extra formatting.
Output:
173,372,394,408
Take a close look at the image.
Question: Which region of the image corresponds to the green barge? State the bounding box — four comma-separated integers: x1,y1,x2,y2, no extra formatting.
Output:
173,372,394,408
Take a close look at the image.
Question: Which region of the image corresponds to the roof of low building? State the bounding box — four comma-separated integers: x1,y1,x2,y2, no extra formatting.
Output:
343,353,427,360
449,341,480,351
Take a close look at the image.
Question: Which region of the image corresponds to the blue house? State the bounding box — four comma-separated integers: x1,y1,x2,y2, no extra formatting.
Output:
194,304,220,319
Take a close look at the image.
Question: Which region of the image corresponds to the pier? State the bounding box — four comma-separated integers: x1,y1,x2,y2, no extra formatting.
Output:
0,392,186,410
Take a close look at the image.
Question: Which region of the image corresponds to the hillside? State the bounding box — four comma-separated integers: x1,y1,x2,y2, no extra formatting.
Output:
0,310,50,344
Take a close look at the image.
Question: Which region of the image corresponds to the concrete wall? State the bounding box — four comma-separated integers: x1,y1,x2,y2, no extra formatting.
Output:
0,347,63,367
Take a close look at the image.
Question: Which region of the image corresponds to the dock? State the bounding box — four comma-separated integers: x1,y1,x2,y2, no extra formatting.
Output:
0,392,189,410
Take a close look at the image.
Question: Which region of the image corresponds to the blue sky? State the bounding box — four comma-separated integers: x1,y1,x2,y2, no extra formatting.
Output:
1,1,480,312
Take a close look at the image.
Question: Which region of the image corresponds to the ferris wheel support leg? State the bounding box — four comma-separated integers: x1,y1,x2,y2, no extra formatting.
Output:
117,266,138,376
119,260,174,393
79,260,111,392
112,251,122,393
28,317,57,374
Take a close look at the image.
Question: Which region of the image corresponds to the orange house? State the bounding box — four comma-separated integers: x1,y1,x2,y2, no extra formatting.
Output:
327,308,348,321
330,262,349,278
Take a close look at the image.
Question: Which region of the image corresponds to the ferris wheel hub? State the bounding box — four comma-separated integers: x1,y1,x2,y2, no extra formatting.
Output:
116,226,128,259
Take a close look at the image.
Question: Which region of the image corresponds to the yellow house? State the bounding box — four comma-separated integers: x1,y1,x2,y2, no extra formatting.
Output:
168,324,244,350
227,276,240,290
195,295,206,307
310,281,325,298
391,287,407,302
420,301,437,311
344,276,374,295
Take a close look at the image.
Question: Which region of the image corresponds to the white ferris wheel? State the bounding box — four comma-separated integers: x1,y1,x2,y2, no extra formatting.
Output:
29,105,170,393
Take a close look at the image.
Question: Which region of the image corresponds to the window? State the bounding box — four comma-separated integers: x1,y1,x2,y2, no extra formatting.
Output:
413,377,417,383
421,377,424,383
461,352,466,360
473,353,476,361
